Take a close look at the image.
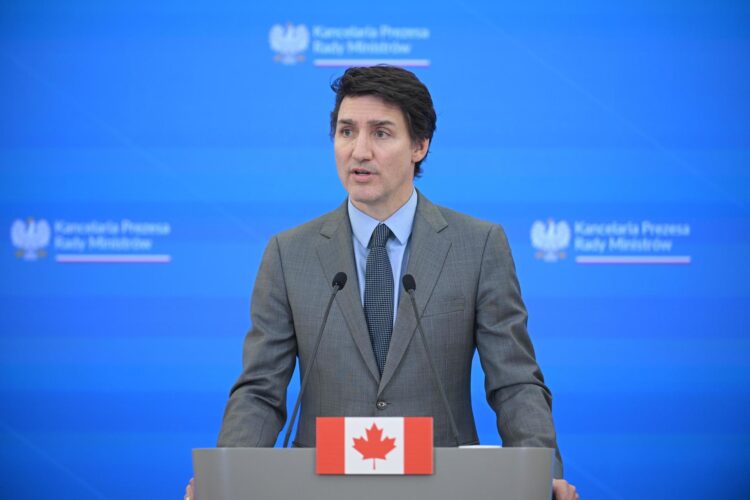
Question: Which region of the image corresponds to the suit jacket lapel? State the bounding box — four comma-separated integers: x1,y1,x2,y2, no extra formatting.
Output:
378,192,451,395
316,201,381,384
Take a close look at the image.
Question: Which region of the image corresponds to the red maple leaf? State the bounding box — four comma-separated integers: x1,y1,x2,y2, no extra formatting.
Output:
352,423,397,470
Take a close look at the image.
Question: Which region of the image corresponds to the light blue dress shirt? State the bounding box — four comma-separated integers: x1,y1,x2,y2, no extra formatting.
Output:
347,189,418,324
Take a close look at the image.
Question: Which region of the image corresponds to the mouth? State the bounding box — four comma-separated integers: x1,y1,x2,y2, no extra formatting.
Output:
351,167,375,180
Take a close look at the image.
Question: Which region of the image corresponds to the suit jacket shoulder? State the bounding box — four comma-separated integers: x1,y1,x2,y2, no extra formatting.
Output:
275,203,345,242
420,198,515,274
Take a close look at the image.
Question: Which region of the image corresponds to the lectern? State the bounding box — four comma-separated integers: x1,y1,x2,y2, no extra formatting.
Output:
192,447,553,499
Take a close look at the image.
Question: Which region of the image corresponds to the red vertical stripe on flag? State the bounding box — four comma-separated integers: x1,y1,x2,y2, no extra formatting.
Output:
404,417,433,474
316,417,345,474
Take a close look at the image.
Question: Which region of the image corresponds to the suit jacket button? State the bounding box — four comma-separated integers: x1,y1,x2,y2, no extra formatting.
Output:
376,400,387,410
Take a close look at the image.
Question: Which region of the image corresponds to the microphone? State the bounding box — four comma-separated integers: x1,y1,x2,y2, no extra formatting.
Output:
402,274,461,446
282,272,347,448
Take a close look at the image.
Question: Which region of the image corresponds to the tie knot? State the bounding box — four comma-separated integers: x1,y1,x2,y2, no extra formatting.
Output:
369,223,391,249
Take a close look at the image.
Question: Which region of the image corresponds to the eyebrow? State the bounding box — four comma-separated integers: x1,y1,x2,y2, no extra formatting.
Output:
369,120,396,127
336,119,397,127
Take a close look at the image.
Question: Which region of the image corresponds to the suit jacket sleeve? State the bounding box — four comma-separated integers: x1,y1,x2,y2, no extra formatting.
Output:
217,235,297,447
474,224,564,478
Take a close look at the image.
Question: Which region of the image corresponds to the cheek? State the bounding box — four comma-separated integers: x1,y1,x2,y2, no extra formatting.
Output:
397,152,416,179
335,163,348,186
334,146,347,170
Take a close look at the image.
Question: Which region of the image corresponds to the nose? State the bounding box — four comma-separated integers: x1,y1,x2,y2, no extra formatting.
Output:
351,133,373,162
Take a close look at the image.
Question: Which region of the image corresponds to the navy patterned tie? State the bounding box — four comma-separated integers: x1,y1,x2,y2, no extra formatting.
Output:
364,223,394,375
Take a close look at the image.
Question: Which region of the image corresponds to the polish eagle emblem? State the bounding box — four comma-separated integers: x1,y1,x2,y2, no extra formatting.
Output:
269,23,310,65
11,217,51,260
530,219,571,262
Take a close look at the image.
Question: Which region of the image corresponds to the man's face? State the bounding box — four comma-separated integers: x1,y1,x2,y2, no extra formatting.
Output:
334,95,428,220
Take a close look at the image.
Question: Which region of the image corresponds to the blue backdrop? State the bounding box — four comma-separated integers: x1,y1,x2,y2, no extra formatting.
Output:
1,1,749,498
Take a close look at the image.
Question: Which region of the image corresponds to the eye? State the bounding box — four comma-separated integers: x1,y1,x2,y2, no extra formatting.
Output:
374,129,390,139
339,127,353,138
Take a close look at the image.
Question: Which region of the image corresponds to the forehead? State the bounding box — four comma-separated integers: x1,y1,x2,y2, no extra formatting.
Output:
337,95,407,126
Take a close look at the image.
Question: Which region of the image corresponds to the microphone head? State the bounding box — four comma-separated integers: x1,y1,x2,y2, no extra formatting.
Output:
332,272,348,290
402,274,416,293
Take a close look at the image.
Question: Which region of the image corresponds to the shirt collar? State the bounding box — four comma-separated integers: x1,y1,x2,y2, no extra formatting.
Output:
348,189,418,247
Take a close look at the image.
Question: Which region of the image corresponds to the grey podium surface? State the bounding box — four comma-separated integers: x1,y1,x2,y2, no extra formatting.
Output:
193,447,554,500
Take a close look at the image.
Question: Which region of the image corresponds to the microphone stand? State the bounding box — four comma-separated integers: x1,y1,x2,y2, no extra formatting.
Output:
404,275,461,447
282,273,347,448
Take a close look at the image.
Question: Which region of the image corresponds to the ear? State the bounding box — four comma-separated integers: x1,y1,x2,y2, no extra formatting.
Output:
411,138,430,163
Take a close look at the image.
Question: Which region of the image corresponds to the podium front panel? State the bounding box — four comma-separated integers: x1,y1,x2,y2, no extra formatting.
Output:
193,447,553,500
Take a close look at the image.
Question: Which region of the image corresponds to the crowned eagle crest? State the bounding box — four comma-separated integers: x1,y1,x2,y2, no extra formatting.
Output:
11,217,51,260
269,23,309,65
531,219,571,262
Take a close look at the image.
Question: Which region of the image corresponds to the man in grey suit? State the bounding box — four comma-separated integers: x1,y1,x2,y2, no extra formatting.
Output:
190,66,578,500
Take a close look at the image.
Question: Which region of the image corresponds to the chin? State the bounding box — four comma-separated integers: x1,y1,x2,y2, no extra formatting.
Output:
348,187,380,204
350,195,377,208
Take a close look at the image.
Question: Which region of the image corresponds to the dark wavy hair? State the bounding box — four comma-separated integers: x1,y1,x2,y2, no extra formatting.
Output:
329,65,436,177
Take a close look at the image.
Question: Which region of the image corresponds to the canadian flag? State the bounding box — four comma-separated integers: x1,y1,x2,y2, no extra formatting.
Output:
316,417,433,475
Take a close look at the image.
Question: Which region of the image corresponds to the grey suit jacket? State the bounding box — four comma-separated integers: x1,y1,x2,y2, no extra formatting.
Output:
218,192,562,477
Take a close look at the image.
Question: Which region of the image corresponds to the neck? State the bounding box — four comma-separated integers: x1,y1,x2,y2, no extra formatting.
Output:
351,188,414,221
